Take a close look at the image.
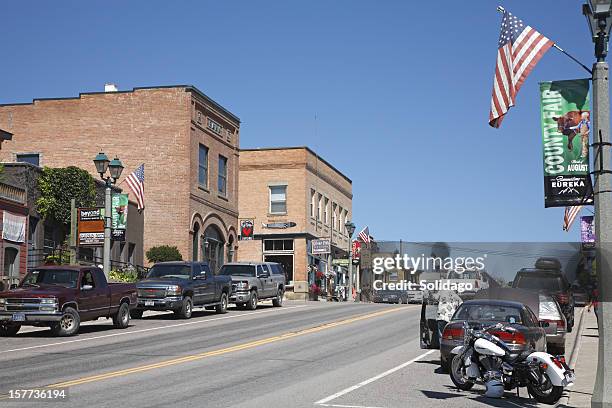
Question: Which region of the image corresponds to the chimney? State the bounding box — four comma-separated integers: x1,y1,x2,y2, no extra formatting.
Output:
104,83,118,92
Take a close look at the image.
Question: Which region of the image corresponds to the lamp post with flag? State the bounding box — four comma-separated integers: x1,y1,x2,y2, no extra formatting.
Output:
583,2,612,406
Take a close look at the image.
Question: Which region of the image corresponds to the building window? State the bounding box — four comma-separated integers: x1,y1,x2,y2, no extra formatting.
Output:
128,243,135,264
196,110,203,124
332,203,338,230
339,206,344,233
343,210,349,233
269,185,287,214
218,155,228,196
324,197,329,224
317,193,323,221
16,153,39,166
198,144,208,188
264,239,294,251
207,118,223,135
310,189,316,218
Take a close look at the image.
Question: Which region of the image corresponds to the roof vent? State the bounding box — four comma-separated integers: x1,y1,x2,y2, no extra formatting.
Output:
104,83,118,92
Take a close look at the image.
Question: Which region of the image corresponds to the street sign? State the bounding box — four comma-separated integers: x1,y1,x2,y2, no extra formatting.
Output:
262,221,296,229
332,258,349,266
312,238,331,254
78,207,104,246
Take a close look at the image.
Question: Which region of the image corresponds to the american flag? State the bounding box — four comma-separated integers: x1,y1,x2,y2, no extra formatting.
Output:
358,226,371,244
563,206,582,231
489,10,554,128
125,164,145,210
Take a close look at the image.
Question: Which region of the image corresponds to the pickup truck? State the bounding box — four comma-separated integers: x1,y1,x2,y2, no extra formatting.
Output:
0,265,137,337
133,261,232,319
219,262,286,310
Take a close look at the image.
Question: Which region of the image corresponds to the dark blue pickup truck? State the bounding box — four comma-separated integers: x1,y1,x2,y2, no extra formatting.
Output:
132,261,231,319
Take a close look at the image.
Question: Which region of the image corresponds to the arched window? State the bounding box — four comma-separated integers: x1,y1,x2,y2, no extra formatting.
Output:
203,225,224,273
192,223,200,261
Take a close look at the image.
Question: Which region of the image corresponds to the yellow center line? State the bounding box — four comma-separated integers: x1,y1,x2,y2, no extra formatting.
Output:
0,306,404,396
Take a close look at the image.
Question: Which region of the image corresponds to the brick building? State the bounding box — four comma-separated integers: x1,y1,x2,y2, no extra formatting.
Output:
0,85,240,270
238,147,352,299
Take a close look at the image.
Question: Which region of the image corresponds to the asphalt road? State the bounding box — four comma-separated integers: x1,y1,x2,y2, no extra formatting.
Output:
0,301,575,408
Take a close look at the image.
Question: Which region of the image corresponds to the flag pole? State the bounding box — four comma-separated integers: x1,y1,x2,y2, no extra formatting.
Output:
497,5,592,75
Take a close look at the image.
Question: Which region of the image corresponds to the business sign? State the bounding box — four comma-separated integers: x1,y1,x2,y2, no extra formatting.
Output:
112,229,126,242
262,222,296,229
581,215,595,247
332,258,349,266
312,238,331,254
78,207,104,246
112,193,128,230
240,219,254,240
539,79,593,207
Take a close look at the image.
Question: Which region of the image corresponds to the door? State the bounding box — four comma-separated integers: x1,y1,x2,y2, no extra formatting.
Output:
259,264,275,297
200,263,216,303
79,270,109,320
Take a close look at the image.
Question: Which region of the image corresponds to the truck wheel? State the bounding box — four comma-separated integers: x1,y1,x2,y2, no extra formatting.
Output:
51,307,80,337
246,291,258,310
175,296,193,319
272,288,284,307
113,303,130,329
0,324,20,336
130,309,144,319
216,292,228,314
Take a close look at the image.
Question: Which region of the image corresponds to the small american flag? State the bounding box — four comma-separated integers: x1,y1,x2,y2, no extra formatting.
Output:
489,10,554,128
358,226,371,244
125,164,145,210
563,206,582,231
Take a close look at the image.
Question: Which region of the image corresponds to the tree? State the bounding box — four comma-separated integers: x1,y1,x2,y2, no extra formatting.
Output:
146,245,183,263
36,166,96,229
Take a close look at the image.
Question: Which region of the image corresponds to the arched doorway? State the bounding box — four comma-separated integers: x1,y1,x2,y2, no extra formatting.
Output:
227,235,235,263
192,223,200,261
203,225,225,273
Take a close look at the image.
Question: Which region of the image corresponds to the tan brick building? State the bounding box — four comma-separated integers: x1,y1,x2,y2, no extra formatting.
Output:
0,85,240,270
238,147,352,299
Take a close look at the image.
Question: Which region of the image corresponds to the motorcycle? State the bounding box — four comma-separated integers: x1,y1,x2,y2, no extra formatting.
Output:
449,321,575,404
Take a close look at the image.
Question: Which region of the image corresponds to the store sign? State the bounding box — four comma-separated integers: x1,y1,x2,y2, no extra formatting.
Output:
539,79,593,207
262,221,296,229
332,258,349,266
312,238,331,254
78,207,104,246
240,219,254,240
112,193,128,230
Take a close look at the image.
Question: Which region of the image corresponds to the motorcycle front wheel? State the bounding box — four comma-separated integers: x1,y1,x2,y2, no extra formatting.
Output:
527,373,563,405
450,354,475,391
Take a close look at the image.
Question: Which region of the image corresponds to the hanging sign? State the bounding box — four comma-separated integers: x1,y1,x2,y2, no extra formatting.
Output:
240,219,254,240
539,79,593,207
112,193,128,230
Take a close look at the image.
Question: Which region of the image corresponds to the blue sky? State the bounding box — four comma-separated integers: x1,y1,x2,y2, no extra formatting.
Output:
0,0,602,242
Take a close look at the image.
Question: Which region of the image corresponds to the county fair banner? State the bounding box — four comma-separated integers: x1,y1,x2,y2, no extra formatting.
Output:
539,79,593,208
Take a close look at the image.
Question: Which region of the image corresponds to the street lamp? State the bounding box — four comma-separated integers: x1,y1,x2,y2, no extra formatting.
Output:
583,0,612,61
583,2,612,407
93,153,124,278
345,221,356,301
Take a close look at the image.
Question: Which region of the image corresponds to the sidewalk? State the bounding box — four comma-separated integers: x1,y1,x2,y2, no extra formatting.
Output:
563,308,599,407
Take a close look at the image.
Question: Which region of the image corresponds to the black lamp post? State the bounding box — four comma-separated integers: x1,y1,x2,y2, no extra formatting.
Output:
584,0,612,61
344,221,356,301
93,153,124,277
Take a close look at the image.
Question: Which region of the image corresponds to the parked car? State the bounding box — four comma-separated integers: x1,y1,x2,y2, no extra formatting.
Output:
219,262,286,310
539,293,568,354
571,282,590,307
373,289,407,304
439,299,547,371
512,264,574,331
133,261,231,319
0,265,137,337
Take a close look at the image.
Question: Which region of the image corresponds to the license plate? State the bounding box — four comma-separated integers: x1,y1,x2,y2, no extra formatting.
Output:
12,313,25,322
144,301,154,307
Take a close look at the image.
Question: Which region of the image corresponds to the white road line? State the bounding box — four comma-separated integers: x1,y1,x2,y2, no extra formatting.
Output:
315,349,436,405
0,305,309,354
317,404,384,408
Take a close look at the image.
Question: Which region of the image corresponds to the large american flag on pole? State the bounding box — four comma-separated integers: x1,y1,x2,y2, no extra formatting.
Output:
358,226,371,244
563,206,582,231
489,10,554,128
125,164,145,211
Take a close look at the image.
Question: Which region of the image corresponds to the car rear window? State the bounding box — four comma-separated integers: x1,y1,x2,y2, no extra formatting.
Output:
453,304,523,324
219,265,255,277
515,274,563,291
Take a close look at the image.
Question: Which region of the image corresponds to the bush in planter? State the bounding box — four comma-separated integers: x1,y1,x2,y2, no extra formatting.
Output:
109,268,139,283
146,245,183,263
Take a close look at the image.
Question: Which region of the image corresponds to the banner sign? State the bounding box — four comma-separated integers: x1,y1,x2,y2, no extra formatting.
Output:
78,207,104,246
352,240,361,259
311,238,331,254
2,211,26,243
580,215,595,246
111,193,128,230
539,79,593,207
240,219,254,240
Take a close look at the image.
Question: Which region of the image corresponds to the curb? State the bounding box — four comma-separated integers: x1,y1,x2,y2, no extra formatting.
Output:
555,307,587,407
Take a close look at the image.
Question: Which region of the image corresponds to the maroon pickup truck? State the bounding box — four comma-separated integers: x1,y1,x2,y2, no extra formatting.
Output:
0,265,137,337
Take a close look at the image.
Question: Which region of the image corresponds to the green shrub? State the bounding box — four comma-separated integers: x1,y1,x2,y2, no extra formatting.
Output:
146,245,183,263
109,269,139,283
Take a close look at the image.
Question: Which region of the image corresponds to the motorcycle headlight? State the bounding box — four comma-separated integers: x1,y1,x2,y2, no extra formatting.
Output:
166,285,182,296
